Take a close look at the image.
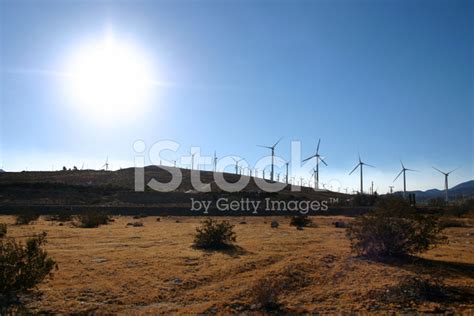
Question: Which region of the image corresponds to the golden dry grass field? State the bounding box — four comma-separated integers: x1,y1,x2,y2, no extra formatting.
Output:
2,215,474,314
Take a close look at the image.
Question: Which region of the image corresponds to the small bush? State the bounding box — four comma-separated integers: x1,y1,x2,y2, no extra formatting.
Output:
439,218,467,228
252,277,282,310
44,213,72,222
347,195,445,258
290,216,313,228
126,222,143,227
76,211,111,228
15,212,40,225
0,232,57,302
194,218,236,249
0,224,6,237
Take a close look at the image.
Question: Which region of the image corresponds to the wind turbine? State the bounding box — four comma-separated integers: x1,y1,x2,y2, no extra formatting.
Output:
302,138,327,189
102,157,109,171
285,161,290,184
349,154,374,194
231,157,244,174
213,151,218,172
433,166,458,203
393,161,417,198
257,137,283,182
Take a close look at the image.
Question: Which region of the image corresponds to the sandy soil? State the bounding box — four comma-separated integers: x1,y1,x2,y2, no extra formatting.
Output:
2,215,473,314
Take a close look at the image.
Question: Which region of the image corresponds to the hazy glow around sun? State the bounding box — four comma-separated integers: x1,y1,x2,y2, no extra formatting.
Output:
65,35,153,121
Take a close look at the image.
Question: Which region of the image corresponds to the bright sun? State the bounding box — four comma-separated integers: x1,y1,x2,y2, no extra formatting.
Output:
65,36,153,121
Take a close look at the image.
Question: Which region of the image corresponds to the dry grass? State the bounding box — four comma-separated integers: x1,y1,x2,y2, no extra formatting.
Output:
1,215,473,314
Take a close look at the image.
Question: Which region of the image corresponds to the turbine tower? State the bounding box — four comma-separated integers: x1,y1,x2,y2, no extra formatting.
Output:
257,137,283,182
433,166,458,203
349,154,374,194
393,161,416,198
302,138,327,189
213,151,218,172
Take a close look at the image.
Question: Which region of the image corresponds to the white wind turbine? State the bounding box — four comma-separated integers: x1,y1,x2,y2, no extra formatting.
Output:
102,156,109,171
231,157,244,174
393,161,417,198
302,138,327,189
257,137,283,182
349,154,374,194
433,166,459,203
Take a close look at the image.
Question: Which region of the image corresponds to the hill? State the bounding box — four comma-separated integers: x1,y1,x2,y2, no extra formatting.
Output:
0,166,350,215
395,180,474,201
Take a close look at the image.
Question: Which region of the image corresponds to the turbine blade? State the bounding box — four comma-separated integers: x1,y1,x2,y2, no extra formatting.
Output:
393,169,403,182
302,155,316,162
447,167,459,174
257,145,272,149
432,166,445,174
364,163,375,168
273,137,283,148
349,164,359,175
400,160,405,169
316,138,321,154
320,157,328,166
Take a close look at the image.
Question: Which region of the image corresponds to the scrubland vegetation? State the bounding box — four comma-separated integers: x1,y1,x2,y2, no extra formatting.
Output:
0,198,472,313
0,232,56,305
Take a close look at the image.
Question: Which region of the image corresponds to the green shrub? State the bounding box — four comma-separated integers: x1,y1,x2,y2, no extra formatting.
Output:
194,218,236,249
290,215,313,228
15,212,40,225
0,232,57,302
76,211,111,228
346,195,445,258
0,224,6,238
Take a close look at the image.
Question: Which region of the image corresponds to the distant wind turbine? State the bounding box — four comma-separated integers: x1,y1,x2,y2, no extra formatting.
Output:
213,151,218,172
231,157,244,174
302,138,327,189
102,157,109,171
433,166,458,203
349,154,374,194
393,161,417,198
257,137,283,182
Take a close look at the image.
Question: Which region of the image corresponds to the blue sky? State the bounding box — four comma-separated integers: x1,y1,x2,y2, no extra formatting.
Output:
0,0,472,192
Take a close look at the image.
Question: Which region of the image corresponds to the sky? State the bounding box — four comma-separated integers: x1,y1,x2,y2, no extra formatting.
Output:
0,0,473,193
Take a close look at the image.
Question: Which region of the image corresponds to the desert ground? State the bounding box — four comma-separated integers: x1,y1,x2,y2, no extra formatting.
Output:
2,215,474,314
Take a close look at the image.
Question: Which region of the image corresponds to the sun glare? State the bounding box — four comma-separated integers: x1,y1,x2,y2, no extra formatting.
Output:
65,36,153,121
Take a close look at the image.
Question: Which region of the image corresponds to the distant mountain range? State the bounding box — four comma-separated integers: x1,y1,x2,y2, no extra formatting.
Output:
395,180,474,201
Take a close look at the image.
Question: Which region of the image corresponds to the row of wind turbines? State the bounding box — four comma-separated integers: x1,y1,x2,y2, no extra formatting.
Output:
95,138,458,202
242,137,458,202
